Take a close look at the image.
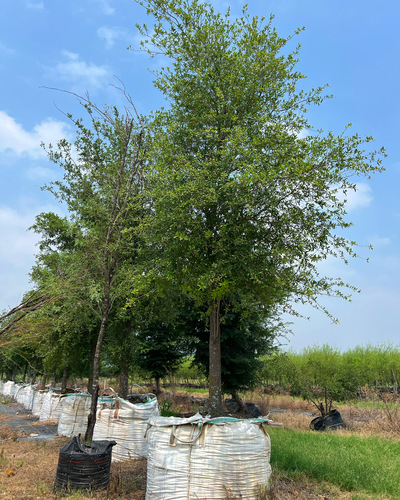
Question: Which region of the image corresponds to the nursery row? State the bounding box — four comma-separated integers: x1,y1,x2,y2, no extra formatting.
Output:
0,380,272,499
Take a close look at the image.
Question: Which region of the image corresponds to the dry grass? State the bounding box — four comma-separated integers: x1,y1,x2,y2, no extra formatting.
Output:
343,402,400,440
0,424,22,442
29,420,59,427
265,471,391,499
2,389,400,499
0,436,147,499
247,390,313,413
268,411,311,431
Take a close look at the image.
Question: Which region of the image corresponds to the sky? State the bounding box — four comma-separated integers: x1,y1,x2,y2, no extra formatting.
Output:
1,0,399,352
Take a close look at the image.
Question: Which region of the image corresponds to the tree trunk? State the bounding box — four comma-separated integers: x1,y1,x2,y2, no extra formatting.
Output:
231,390,245,412
208,298,223,414
119,359,129,399
87,338,97,395
85,384,99,443
61,367,69,392
22,362,28,383
85,289,111,442
31,359,40,384
155,376,161,396
118,319,131,399
40,372,47,389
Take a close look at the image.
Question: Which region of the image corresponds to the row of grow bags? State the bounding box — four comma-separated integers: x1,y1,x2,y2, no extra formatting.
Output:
0,381,73,422
1,381,160,462
2,381,272,498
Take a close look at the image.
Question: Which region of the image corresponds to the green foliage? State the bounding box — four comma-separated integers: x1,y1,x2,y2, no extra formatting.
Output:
289,345,358,416
160,400,178,416
139,0,384,311
261,344,400,414
342,343,400,389
134,320,189,383
174,357,205,385
136,0,385,406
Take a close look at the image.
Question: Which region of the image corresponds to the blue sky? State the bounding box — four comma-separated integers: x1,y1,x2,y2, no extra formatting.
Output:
1,0,399,351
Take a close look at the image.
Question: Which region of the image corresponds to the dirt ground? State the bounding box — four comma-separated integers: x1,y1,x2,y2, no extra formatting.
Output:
0,435,355,500
0,394,396,499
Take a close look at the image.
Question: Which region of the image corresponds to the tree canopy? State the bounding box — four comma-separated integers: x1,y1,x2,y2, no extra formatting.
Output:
136,0,385,410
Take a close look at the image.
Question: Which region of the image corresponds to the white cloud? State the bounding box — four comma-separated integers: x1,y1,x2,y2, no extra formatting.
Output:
0,203,66,312
337,183,373,211
0,207,39,311
94,0,115,16
0,207,38,268
0,42,15,56
25,1,44,9
0,111,71,159
369,236,391,248
26,165,57,181
97,26,128,49
53,51,110,90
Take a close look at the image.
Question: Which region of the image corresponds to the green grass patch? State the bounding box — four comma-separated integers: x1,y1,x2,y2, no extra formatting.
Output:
164,386,208,395
268,427,400,498
183,387,208,395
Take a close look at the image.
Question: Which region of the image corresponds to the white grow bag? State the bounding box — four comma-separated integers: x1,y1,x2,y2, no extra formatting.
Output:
32,390,46,417
93,395,159,461
14,384,25,404
39,391,63,422
0,381,3,394
2,381,15,397
23,385,36,411
57,394,91,437
145,414,271,500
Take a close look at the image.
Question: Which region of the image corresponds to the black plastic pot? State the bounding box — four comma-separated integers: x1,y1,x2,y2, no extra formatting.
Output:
310,409,345,431
54,434,116,492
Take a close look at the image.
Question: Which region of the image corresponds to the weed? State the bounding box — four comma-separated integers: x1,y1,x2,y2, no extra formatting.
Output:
159,400,177,417
0,448,10,467
35,480,49,496
107,459,147,497
0,397,13,404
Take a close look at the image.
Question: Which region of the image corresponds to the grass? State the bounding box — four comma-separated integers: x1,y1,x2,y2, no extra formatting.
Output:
162,386,209,396
3,389,400,498
268,426,400,498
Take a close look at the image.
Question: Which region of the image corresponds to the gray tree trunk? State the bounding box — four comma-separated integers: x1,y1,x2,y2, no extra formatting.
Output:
208,298,223,414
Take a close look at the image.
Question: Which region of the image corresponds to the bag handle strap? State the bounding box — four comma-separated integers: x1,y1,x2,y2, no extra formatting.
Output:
169,423,204,447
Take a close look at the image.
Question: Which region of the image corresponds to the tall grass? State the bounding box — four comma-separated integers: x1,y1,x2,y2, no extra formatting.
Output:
269,427,400,498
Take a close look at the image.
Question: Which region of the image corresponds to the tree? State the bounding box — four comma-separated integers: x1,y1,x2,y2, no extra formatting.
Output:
33,88,148,441
136,0,385,412
287,345,359,417
134,322,189,394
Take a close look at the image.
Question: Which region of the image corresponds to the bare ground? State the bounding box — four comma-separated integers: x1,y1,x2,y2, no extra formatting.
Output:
0,391,398,499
